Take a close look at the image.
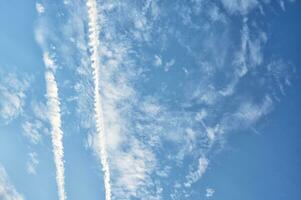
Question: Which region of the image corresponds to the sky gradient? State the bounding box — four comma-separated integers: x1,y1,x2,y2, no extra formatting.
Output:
0,0,300,200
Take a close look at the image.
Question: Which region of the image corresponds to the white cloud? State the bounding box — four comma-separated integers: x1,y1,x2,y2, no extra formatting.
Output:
43,52,57,71
267,60,293,96
164,59,175,72
220,22,268,98
36,3,45,14
36,3,67,198
86,0,112,199
221,0,259,15
206,188,215,198
206,127,216,142
26,152,39,175
199,86,219,105
22,121,42,144
149,0,160,19
21,101,49,147
0,72,30,123
141,98,162,117
233,23,249,76
236,95,273,125
195,109,208,121
33,0,295,199
185,128,197,152
154,55,162,67
0,165,25,200
248,31,266,67
112,139,156,198
31,101,49,122
44,69,66,200
81,1,164,197
134,16,147,30
156,166,171,178
208,4,226,22
84,2,161,197
185,156,209,187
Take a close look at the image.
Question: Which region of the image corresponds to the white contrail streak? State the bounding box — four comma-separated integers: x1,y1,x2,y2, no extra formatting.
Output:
86,0,112,200
44,53,66,200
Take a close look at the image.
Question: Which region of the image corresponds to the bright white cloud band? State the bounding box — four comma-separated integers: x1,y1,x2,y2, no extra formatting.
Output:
44,53,66,200
86,0,112,200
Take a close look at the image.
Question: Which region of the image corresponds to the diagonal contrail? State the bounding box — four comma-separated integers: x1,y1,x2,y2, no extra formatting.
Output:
86,0,112,200
43,53,66,200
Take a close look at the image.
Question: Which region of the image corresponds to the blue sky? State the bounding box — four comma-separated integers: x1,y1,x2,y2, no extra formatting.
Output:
0,0,300,200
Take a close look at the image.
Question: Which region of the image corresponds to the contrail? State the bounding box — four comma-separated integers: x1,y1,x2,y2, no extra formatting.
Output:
86,0,112,200
43,53,66,200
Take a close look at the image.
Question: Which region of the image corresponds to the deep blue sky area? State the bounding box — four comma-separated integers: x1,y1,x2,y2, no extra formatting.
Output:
206,3,301,200
0,1,300,200
208,84,301,200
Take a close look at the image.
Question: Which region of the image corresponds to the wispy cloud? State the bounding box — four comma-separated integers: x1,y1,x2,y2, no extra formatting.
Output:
236,95,273,125
26,152,39,175
22,121,42,144
86,2,160,198
206,188,215,198
184,156,209,187
86,0,112,199
36,2,45,14
31,0,296,199
0,71,30,124
221,0,259,15
154,55,162,67
0,165,25,200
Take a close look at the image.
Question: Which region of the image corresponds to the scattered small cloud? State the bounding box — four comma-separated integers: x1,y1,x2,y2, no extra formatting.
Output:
31,101,49,122
206,187,215,198
185,156,209,187
236,95,273,125
154,55,162,67
208,4,226,23
26,152,39,175
0,72,30,123
22,121,43,144
221,0,259,15
36,2,45,14
164,59,175,72
195,109,208,121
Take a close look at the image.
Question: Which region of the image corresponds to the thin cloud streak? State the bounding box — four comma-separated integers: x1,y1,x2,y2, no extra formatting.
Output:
86,0,112,200
0,165,25,200
44,53,66,200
